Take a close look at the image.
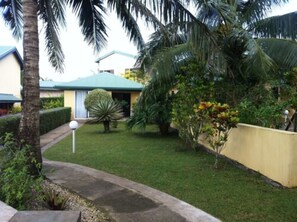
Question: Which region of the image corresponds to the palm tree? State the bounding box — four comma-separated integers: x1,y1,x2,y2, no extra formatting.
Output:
0,0,162,174
136,0,297,104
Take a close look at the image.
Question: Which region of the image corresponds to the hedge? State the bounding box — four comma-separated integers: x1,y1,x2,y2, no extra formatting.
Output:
0,107,71,139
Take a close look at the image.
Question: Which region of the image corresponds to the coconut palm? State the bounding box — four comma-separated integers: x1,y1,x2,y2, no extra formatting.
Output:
0,0,163,174
136,0,297,104
89,99,124,133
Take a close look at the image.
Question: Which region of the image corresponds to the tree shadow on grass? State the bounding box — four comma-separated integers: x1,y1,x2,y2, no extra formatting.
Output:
86,129,123,135
132,129,179,139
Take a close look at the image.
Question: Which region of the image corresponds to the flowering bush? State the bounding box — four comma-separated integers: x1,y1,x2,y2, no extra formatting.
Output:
194,102,239,168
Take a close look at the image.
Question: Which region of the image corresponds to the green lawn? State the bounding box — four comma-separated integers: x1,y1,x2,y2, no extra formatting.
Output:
44,122,297,222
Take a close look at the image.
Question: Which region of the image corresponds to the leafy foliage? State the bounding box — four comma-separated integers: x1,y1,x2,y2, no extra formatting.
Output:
0,107,71,138
84,89,112,111
43,188,68,210
127,82,173,136
0,133,43,210
9,106,22,114
89,100,124,133
122,69,149,85
194,102,239,168
40,96,64,110
172,60,214,147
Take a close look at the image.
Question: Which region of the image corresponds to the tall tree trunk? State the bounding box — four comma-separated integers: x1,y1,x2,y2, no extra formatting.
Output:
19,0,42,175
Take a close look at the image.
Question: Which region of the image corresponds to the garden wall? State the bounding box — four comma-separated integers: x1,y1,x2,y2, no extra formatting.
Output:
200,123,297,188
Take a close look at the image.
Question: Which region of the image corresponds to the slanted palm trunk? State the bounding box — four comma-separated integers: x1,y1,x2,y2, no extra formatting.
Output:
19,0,42,175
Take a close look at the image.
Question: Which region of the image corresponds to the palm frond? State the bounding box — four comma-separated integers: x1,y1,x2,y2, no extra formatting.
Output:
223,28,275,79
144,43,194,89
257,38,297,69
1,0,23,39
38,0,66,72
251,11,297,40
67,0,107,52
239,0,289,24
107,0,145,50
136,23,188,68
196,0,237,28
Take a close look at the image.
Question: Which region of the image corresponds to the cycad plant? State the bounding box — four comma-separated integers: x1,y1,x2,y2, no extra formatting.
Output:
89,100,124,133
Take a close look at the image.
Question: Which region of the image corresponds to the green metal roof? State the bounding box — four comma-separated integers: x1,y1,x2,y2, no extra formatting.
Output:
0,93,22,103
55,72,143,91
0,46,23,68
40,80,63,91
95,50,137,63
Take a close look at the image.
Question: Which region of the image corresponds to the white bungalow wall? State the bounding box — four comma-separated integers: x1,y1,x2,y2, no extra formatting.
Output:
97,53,136,76
0,54,21,98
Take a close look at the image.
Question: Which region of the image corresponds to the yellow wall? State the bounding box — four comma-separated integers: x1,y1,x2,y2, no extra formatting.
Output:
131,92,140,105
200,123,297,187
64,90,75,119
0,54,21,98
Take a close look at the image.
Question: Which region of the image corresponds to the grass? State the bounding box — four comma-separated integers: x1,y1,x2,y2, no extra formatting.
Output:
43,122,297,222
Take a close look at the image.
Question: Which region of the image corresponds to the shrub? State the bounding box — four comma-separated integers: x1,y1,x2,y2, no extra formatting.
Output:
84,89,112,111
127,84,173,136
172,62,213,147
0,107,71,138
9,106,22,114
194,102,239,168
0,133,43,210
0,115,21,139
43,188,68,210
40,96,64,110
40,107,71,135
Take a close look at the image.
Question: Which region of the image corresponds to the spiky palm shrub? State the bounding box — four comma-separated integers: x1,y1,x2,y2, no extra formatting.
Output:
89,100,124,133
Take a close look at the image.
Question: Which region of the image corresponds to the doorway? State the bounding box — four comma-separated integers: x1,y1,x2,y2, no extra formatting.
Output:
112,92,131,117
75,91,88,118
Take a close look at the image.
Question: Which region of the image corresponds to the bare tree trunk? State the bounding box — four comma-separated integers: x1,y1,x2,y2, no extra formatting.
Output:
19,0,42,175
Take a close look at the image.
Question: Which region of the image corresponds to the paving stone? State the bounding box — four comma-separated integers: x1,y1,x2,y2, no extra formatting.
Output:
9,211,81,222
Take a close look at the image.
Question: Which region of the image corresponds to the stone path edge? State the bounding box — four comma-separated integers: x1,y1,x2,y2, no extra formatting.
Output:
44,160,220,222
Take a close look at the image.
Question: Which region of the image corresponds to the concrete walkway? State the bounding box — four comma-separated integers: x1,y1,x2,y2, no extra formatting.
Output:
41,122,221,222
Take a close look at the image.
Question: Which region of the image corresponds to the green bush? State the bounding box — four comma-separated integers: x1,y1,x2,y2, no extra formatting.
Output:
43,188,68,210
0,107,71,138
0,133,43,210
0,115,21,139
40,96,64,110
40,107,71,135
84,89,112,111
9,106,22,114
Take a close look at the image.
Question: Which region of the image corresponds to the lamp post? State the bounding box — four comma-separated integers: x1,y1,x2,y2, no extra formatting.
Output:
69,120,78,154
284,110,289,126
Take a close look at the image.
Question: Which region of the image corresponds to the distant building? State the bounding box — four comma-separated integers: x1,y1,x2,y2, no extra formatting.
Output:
95,50,138,76
0,46,23,114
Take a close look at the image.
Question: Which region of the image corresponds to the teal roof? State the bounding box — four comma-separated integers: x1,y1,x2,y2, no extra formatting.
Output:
95,50,137,63
55,72,143,91
40,80,62,91
0,93,21,103
0,46,23,68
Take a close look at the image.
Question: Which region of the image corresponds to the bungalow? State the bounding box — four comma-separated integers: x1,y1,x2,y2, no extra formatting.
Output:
0,46,23,113
54,72,143,119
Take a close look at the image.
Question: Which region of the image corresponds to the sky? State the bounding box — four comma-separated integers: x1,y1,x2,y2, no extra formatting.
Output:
0,1,296,82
